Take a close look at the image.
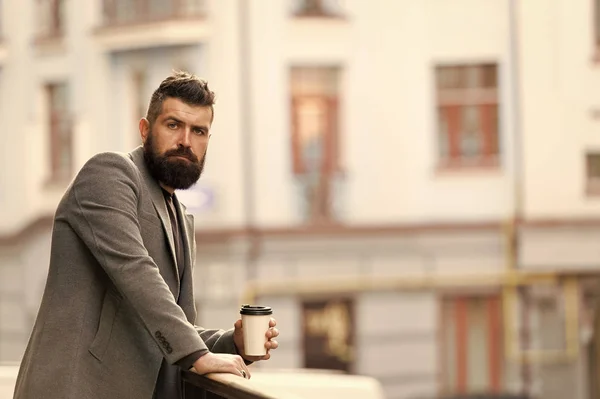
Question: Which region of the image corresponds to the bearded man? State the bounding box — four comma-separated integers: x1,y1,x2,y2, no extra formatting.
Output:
14,71,279,399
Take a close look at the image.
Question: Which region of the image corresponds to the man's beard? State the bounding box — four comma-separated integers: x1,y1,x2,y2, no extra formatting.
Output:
143,132,206,190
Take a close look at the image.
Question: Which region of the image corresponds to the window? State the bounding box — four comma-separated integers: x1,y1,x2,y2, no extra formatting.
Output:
0,0,3,38
36,0,65,38
596,0,600,48
440,295,503,395
129,68,148,145
587,153,600,195
291,67,341,223
103,0,205,25
436,64,500,169
132,69,147,122
47,83,72,183
291,0,343,17
302,298,355,372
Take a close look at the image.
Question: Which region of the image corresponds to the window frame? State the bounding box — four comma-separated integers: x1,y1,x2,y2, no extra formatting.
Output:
289,66,342,224
435,64,501,170
586,152,600,196
36,0,65,39
439,294,503,395
46,82,72,184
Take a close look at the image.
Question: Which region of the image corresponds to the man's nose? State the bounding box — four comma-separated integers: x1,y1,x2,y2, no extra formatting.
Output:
178,127,192,147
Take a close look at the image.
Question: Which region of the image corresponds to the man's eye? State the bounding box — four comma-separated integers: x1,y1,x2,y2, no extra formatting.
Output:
194,129,205,135
168,123,178,129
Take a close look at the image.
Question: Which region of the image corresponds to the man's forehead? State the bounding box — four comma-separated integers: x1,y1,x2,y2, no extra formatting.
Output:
160,98,212,122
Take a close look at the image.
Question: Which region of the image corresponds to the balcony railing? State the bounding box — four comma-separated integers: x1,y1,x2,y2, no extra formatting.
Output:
182,371,301,399
102,0,206,27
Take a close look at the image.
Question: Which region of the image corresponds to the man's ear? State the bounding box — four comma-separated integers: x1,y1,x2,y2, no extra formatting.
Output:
139,118,150,143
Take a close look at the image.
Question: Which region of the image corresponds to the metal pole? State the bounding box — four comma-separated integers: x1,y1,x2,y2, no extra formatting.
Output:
238,0,258,281
508,0,528,393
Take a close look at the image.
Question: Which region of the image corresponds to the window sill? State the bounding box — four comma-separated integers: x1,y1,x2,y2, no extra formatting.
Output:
293,12,343,18
435,157,500,174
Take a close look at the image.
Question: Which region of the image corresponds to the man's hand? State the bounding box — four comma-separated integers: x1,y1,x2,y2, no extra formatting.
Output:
191,352,251,379
233,317,279,362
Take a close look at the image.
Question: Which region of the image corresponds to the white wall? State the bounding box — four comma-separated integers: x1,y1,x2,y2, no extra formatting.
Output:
0,0,523,235
247,0,515,228
0,364,18,399
520,0,600,219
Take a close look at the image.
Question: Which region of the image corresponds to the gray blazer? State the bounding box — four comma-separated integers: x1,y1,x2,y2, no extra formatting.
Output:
14,147,236,399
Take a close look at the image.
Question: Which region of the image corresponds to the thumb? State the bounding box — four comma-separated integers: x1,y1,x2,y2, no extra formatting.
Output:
234,319,243,330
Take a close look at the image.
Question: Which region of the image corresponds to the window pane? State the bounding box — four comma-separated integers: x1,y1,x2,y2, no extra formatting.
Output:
132,69,147,123
291,67,339,95
466,298,490,392
149,0,174,18
438,108,450,160
464,66,481,89
291,67,340,223
481,65,498,88
489,105,499,155
115,0,137,23
48,83,71,180
297,98,327,173
437,66,463,90
441,299,457,393
588,154,600,178
596,0,600,43
56,0,66,32
180,0,205,15
460,106,482,158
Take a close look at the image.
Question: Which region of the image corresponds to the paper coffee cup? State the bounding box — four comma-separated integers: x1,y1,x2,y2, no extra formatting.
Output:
240,304,273,356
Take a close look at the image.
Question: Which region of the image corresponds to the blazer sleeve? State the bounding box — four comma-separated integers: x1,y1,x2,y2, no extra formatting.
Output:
67,152,208,364
176,328,238,370
196,328,237,354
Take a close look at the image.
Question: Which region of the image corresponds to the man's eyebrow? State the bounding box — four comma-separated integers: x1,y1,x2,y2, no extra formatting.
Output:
164,116,209,131
164,116,183,124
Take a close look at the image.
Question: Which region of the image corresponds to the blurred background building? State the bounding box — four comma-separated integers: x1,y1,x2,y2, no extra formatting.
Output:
2,0,600,398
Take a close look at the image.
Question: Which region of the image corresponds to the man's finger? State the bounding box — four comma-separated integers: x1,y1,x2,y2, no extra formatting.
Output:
266,340,278,350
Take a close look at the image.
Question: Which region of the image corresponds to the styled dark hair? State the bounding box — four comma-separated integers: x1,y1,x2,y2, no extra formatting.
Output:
146,70,216,126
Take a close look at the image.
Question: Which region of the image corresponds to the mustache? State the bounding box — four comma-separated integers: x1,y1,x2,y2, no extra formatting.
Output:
164,147,199,163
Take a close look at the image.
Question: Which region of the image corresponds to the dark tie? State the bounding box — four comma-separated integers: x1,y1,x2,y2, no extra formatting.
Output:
163,191,185,281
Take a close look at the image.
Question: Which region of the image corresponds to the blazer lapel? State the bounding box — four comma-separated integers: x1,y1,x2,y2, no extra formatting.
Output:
129,147,180,294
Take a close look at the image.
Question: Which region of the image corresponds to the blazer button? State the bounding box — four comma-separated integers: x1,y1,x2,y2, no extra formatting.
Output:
155,331,162,338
